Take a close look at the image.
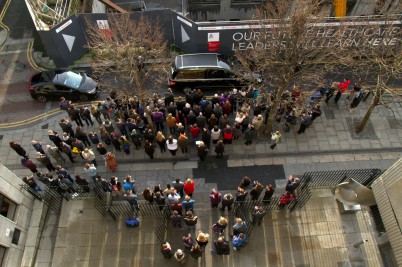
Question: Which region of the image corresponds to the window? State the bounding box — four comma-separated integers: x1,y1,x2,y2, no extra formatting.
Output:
207,70,235,79
53,72,83,89
0,194,17,221
207,70,224,78
174,70,206,79
0,246,6,266
12,229,21,245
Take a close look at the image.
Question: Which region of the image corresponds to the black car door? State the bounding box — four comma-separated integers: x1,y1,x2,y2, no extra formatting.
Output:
54,84,75,100
38,84,58,99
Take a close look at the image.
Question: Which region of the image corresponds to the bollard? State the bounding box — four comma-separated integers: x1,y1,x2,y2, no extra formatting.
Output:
353,239,368,248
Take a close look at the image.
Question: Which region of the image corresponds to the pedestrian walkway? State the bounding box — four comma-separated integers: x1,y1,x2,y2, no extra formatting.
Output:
0,84,401,267
46,187,382,267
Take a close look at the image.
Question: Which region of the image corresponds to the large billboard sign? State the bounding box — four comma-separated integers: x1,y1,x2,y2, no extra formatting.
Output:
41,10,400,67
197,19,401,54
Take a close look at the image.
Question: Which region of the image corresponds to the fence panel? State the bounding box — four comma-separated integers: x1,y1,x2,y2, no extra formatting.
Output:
155,208,170,243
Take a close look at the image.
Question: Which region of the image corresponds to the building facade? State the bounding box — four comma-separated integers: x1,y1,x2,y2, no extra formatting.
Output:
0,164,40,267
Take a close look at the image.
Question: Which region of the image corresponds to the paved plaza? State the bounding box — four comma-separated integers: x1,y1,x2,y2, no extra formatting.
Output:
0,96,400,266
0,2,401,265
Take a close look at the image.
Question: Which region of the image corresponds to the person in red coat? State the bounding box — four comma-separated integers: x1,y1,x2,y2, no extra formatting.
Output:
189,124,200,144
184,178,195,197
334,78,350,103
222,126,233,144
279,191,294,209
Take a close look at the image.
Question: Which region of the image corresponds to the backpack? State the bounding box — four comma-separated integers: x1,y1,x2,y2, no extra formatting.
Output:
125,217,140,227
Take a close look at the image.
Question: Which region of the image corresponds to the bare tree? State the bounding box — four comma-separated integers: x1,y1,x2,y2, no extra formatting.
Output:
349,11,402,133
234,0,354,134
84,13,170,126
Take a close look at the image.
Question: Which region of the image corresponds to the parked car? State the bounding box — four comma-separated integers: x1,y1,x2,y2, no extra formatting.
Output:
29,70,99,102
168,53,254,90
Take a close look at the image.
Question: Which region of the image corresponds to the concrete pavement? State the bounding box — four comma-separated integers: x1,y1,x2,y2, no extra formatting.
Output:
0,92,401,266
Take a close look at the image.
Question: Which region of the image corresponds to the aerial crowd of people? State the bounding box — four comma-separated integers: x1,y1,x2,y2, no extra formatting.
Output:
8,80,361,260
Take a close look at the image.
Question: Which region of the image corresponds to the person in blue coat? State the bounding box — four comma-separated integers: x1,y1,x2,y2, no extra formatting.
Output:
232,233,247,251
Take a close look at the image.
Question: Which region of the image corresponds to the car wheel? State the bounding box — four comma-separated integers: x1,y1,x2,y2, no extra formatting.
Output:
36,95,48,103
79,94,89,102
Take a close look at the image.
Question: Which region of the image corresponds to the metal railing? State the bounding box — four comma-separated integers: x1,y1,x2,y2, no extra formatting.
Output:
155,208,171,243
20,184,65,214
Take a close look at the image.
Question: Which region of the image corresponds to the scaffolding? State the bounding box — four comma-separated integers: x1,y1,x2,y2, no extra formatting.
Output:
25,0,98,30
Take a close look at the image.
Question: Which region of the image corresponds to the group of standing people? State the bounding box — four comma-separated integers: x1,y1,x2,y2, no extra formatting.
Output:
159,173,301,261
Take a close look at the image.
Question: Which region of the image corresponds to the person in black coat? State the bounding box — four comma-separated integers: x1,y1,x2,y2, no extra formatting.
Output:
22,175,41,192
67,105,84,127
9,141,28,158
212,236,230,255
262,184,275,204
79,107,94,126
214,140,224,159
285,175,300,194
160,242,174,259
59,118,75,137
221,193,234,211
297,113,313,135
197,141,208,161
75,126,91,147
201,128,211,149
48,130,63,150
244,124,256,145
250,181,264,200
311,104,322,121
144,140,155,159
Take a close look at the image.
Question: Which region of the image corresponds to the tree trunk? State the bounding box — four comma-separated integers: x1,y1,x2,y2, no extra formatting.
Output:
137,75,154,131
264,86,284,135
356,90,380,133
145,107,154,131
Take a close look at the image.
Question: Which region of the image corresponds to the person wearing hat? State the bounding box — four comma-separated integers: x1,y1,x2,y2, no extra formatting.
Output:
174,249,187,264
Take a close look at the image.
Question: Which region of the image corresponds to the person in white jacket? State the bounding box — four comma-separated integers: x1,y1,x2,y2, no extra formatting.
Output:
81,148,97,166
166,135,178,156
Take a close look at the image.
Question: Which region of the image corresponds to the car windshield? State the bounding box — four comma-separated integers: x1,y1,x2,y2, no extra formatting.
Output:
53,72,83,89
217,56,231,70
